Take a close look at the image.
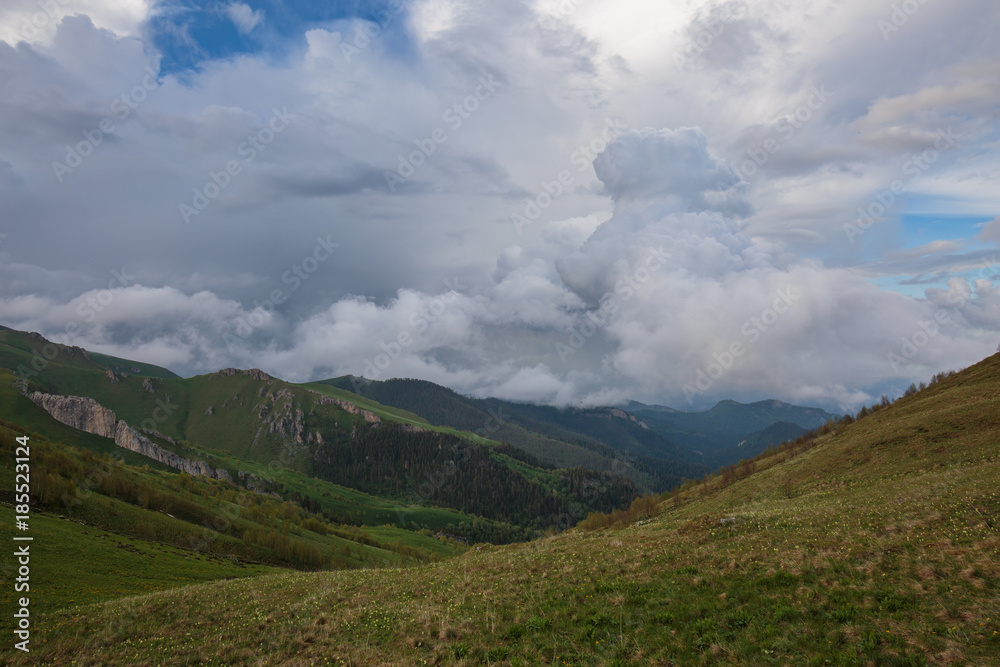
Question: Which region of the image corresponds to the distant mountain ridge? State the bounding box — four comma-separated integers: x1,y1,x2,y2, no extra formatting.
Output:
325,376,838,474
318,376,707,491
0,326,647,543
1,323,838,504
625,398,841,467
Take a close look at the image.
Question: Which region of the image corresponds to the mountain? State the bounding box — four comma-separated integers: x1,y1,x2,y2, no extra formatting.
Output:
14,351,1000,665
319,376,708,491
323,376,835,477
0,327,647,545
704,420,808,468
626,397,841,465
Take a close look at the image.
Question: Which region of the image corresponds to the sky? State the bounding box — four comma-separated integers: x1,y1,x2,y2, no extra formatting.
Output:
0,0,998,413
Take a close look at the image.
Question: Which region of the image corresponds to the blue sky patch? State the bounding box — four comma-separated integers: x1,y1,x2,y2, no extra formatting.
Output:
147,0,414,75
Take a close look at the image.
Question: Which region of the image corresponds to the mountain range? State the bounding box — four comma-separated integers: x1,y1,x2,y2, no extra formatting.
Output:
4,325,998,664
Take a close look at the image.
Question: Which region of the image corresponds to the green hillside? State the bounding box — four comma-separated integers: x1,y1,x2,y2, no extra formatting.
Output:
0,326,179,380
0,327,649,541
321,376,708,491
11,353,999,665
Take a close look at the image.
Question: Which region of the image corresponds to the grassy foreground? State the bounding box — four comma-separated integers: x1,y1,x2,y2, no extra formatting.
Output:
6,355,1000,665
0,506,280,616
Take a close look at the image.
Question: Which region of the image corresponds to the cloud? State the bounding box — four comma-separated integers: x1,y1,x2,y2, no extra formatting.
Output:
1,0,999,414
592,127,742,210
224,2,263,35
0,0,151,46
886,240,963,260
981,216,1000,243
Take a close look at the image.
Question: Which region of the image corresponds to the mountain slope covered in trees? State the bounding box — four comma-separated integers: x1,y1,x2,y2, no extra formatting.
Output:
12,350,1000,665
0,326,647,544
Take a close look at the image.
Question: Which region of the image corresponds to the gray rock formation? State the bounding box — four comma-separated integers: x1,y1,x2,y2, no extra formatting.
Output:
30,392,117,438
115,421,232,482
29,390,231,482
311,392,381,423
217,367,273,382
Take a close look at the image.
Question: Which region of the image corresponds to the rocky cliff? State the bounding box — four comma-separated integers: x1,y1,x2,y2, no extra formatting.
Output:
311,392,381,423
28,390,231,482
115,421,233,482
30,391,117,438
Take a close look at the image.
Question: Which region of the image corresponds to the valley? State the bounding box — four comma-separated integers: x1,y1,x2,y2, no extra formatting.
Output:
1,325,998,664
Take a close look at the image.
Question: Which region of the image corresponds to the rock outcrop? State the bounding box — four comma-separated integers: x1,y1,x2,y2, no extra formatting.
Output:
217,367,273,382
607,408,649,429
28,390,231,482
115,421,232,482
30,392,117,438
311,393,381,423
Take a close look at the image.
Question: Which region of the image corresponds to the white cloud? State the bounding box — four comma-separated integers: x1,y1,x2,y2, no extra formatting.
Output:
981,216,1000,244
1,0,998,413
0,0,151,46
224,2,263,35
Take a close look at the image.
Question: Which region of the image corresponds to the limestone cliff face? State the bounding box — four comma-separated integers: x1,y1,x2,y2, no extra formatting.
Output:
28,390,231,482
114,421,233,482
29,392,117,438
311,393,381,423
217,367,273,382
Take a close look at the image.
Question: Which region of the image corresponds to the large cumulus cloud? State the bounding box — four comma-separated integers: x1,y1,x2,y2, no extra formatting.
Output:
1,0,999,412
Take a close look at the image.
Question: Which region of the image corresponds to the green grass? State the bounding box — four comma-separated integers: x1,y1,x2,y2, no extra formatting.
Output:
2,333,607,542
0,506,279,617
302,381,435,427
303,381,502,446
8,352,1000,665
0,371,174,472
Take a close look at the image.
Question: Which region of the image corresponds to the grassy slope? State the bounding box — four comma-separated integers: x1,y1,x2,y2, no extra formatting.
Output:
0,415,469,643
0,328,179,380
1,366,474,537
0,370,173,472
1,333,561,534
11,355,1000,665
0,506,280,616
